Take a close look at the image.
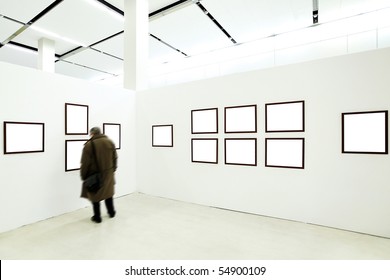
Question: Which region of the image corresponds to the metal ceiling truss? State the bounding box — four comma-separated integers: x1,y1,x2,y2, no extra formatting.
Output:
1,0,321,75
1,0,239,58
0,0,64,48
195,1,237,44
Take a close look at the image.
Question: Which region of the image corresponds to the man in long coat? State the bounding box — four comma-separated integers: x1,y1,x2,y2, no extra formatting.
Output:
80,127,118,223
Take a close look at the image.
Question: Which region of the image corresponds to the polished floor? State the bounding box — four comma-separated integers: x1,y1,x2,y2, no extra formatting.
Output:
1,193,390,260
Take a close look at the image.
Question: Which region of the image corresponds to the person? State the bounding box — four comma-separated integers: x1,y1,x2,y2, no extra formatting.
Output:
80,127,118,223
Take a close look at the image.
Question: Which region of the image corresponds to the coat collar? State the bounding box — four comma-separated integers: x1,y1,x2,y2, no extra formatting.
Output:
87,134,106,144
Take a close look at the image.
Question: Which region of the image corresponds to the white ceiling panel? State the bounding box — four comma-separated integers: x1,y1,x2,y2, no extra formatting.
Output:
93,32,124,59
2,0,389,86
12,26,78,55
150,3,233,56
0,0,55,23
203,0,312,43
149,35,185,64
56,60,111,80
64,48,123,75
33,0,124,47
320,0,390,22
0,17,23,42
0,44,37,69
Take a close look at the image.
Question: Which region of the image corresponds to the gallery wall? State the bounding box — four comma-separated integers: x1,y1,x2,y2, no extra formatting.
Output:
0,61,136,233
136,47,390,238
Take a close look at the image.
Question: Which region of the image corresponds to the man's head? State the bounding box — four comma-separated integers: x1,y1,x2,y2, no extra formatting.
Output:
89,127,101,137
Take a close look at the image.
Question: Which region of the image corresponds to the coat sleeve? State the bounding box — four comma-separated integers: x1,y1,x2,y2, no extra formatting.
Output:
112,143,118,172
80,143,91,180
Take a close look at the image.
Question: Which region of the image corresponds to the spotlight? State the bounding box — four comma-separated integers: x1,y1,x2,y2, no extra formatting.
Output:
312,0,319,24
313,10,318,24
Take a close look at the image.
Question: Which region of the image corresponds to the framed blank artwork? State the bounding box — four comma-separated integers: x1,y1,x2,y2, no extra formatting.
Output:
191,138,218,164
225,138,257,166
152,125,173,147
225,105,257,133
191,108,218,134
342,110,388,154
65,103,89,135
265,138,305,169
103,123,121,149
4,121,45,154
65,139,88,171
265,100,305,132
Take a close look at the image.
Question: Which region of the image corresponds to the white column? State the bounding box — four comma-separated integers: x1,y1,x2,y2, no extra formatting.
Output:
38,38,55,73
124,0,149,91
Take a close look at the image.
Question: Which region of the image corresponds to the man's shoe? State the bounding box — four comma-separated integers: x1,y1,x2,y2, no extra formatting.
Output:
91,216,102,223
109,211,116,218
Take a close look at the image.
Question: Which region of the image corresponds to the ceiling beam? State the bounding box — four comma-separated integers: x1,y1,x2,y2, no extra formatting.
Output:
195,2,237,44
149,0,191,20
0,0,64,47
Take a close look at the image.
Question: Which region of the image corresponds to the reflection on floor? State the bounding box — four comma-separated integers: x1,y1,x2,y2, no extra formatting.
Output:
1,193,390,259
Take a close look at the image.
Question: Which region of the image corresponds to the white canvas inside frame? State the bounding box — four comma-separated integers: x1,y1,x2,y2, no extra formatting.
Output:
66,140,87,171
104,124,120,149
4,122,44,153
225,105,257,133
152,125,173,147
266,138,304,168
343,112,387,153
192,108,218,134
192,139,218,163
225,138,257,166
266,101,304,132
66,104,88,134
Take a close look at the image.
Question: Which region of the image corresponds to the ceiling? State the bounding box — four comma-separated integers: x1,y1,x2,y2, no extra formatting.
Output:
1,0,390,87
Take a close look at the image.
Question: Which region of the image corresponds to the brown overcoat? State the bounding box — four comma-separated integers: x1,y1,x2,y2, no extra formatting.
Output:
80,134,117,203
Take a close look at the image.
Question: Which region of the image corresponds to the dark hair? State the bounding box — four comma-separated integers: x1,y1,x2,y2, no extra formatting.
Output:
90,127,101,135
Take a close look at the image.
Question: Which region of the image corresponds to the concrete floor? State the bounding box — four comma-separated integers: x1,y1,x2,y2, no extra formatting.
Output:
1,193,390,260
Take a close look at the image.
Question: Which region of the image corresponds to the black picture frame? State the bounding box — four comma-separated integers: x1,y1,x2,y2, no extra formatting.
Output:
4,121,45,154
65,139,88,172
224,138,257,166
265,138,305,169
103,123,121,149
65,103,89,135
152,125,174,147
265,100,305,133
224,104,257,133
342,110,388,154
191,108,218,134
191,138,218,164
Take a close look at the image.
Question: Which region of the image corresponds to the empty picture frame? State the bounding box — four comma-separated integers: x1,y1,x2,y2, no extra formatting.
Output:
225,138,257,166
265,138,305,169
191,138,218,164
65,139,88,171
65,103,89,135
225,105,257,133
342,110,388,154
191,108,218,134
4,121,45,154
152,125,173,147
265,100,305,132
103,123,121,149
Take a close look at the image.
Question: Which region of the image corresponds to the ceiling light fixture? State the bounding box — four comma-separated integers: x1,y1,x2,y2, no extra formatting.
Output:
313,0,319,24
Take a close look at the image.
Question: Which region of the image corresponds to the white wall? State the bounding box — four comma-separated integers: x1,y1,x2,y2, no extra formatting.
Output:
137,48,390,238
0,62,136,233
